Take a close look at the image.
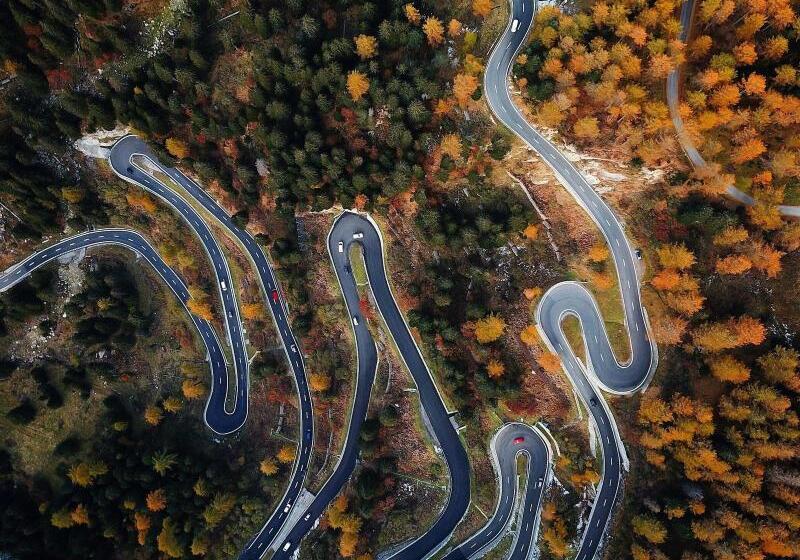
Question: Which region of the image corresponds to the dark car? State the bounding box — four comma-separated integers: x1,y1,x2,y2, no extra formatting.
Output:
126,166,134,174
589,397,598,407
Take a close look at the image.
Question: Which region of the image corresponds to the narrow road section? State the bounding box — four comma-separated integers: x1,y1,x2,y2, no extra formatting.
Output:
483,0,659,558
108,136,313,557
271,211,471,560
442,423,551,560
0,228,232,430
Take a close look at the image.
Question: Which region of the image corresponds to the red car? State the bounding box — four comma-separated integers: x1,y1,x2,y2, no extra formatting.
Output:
513,436,525,445
271,289,279,303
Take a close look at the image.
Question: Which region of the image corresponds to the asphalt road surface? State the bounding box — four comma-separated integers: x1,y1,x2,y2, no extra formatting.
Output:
484,0,659,557
442,423,550,560
270,211,470,560
667,0,800,217
0,229,232,420
108,136,314,557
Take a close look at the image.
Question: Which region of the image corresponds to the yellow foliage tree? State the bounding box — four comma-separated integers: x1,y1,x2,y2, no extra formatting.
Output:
657,244,696,270
146,489,167,512
573,116,600,140
587,243,609,262
487,360,505,379
182,379,207,400
163,396,183,413
354,35,377,60
165,137,190,159
447,19,462,38
187,299,214,322
524,287,542,300
241,302,265,321
70,504,90,526
404,3,421,24
423,17,445,47
523,224,539,240
347,71,370,102
277,445,296,464
157,518,183,558
144,405,163,426
520,325,538,345
474,314,506,343
259,458,278,476
708,354,750,383
472,0,492,18
309,373,331,392
537,352,562,373
440,134,463,160
453,73,478,107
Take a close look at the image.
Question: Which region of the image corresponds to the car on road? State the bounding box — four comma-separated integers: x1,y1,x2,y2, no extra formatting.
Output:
220,281,227,292
635,249,643,259
511,19,520,32
126,166,134,174
282,542,292,552
589,397,598,407
291,344,297,353
537,476,544,488
283,502,292,514
513,436,525,444
352,315,359,326
272,289,279,303
353,232,364,239
338,241,344,253
303,513,312,521
345,264,352,275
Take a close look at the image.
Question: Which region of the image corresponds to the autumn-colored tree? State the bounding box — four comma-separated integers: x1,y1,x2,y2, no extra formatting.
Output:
487,360,505,379
453,73,478,107
354,35,377,60
309,373,331,392
524,287,542,300
423,17,444,47
523,223,539,240
632,515,667,544
144,405,163,426
203,493,236,528
537,352,562,373
51,508,74,529
163,396,182,413
241,302,265,321
187,298,214,322
474,314,506,343
749,243,783,277
182,379,206,400
259,458,278,476
68,461,108,487
165,137,189,159
146,489,167,512
70,504,90,526
347,71,369,102
277,445,296,464
538,100,565,128
126,192,158,213
757,346,799,389
439,134,462,160
713,226,748,246
339,531,358,557
447,19,462,38
157,518,183,558
134,512,151,545
573,116,600,139
651,270,680,291
657,244,696,270
587,243,609,262
731,138,766,165
472,0,492,18
404,3,421,24
520,325,538,345
715,254,752,275
708,354,750,383
732,315,765,346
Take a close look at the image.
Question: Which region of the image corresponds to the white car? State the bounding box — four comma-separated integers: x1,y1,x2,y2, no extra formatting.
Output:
353,232,364,239
283,502,292,514
303,513,312,521
220,280,227,291
338,241,344,253
282,542,292,552
511,19,520,32
352,315,359,326
291,344,297,353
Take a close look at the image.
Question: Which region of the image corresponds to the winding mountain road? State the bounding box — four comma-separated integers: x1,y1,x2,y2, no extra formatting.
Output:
482,0,659,557
107,136,314,558
0,228,234,424
667,0,800,217
270,211,471,560
441,423,551,560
